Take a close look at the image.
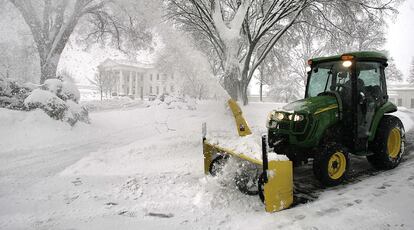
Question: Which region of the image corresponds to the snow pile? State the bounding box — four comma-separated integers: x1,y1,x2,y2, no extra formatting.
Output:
81,97,149,112
0,108,88,152
24,78,89,126
209,134,288,161
150,95,197,110
204,100,288,162
0,77,34,110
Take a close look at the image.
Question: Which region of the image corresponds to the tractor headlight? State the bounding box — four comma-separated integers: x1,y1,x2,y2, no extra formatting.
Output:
293,114,304,122
274,112,285,121
288,114,304,121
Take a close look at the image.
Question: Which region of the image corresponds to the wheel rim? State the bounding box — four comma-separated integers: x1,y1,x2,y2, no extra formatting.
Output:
328,152,346,180
387,128,401,159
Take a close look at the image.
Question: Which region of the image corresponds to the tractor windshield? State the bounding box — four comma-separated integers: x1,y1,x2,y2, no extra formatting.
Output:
306,61,351,98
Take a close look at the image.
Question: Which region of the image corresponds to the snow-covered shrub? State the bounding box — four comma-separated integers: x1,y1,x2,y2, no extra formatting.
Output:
43,78,62,95
43,78,80,103
24,78,89,126
0,77,33,110
65,100,90,126
61,81,80,102
24,89,68,120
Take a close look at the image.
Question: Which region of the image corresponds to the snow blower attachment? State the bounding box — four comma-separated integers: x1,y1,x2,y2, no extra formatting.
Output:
202,99,293,212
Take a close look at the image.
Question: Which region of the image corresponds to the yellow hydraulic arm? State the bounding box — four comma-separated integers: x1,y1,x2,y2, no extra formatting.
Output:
227,99,252,137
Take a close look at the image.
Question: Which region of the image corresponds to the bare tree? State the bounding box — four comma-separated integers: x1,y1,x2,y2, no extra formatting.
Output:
167,0,398,105
88,72,113,101
167,0,309,105
8,0,154,84
156,26,218,99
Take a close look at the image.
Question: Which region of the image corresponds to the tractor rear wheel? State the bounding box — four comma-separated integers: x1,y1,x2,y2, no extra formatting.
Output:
367,115,405,170
313,145,349,187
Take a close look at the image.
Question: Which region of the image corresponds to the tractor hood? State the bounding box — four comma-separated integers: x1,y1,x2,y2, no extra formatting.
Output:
280,95,338,115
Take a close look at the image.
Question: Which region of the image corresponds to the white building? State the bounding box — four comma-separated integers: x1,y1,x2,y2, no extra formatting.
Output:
97,59,178,99
388,84,414,109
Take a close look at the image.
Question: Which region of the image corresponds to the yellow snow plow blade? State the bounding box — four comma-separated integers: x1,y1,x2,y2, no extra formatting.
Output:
263,160,293,212
202,99,293,213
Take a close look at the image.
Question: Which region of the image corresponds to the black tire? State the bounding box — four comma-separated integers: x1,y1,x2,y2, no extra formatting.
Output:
313,144,350,187
209,154,228,176
367,115,405,170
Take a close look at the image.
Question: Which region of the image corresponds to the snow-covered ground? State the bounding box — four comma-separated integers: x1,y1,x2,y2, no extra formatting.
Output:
0,101,413,230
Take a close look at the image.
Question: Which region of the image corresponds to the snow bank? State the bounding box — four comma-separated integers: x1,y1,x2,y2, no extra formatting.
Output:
203,100,288,161
81,98,149,112
149,95,197,110
395,108,414,132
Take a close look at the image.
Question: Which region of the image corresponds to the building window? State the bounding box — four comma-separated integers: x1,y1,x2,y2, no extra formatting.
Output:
397,98,402,106
163,86,166,93
170,85,174,92
156,86,159,94
171,73,174,80
150,74,153,81
411,98,414,108
150,86,152,94
141,74,143,81
157,74,159,80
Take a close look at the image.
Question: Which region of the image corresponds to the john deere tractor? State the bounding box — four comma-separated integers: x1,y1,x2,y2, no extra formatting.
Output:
267,51,406,186
203,51,406,212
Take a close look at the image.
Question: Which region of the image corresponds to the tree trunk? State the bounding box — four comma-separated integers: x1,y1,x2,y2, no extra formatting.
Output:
223,65,240,100
40,55,59,83
260,81,263,102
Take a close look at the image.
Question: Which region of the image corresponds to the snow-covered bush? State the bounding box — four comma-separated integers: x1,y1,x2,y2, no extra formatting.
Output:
0,77,33,110
24,89,68,120
24,78,89,126
43,79,80,103
61,81,80,102
65,100,90,126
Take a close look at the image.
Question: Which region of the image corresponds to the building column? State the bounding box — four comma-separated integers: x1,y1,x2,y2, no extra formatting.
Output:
128,71,133,96
119,69,125,95
135,72,139,98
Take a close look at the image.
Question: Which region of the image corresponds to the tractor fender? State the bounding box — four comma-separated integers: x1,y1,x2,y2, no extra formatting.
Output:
368,101,398,142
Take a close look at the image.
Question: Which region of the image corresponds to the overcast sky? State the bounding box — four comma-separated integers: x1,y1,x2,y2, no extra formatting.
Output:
57,0,414,87
386,0,414,80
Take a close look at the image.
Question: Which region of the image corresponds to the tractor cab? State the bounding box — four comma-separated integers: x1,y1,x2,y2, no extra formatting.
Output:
306,52,391,153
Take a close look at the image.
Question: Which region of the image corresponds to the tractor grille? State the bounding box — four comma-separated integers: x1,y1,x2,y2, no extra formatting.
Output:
279,122,290,130
293,118,307,132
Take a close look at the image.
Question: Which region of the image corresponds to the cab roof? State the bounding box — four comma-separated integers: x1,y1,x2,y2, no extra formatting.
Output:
310,51,388,64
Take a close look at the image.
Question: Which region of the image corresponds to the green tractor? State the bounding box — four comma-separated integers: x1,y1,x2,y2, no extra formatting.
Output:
267,51,406,186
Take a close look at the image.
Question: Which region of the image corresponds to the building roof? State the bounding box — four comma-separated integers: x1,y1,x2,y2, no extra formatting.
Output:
388,83,414,91
98,58,154,69
310,51,387,64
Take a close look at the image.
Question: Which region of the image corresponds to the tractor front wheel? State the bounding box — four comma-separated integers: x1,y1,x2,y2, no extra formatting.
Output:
367,115,405,170
313,145,350,187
